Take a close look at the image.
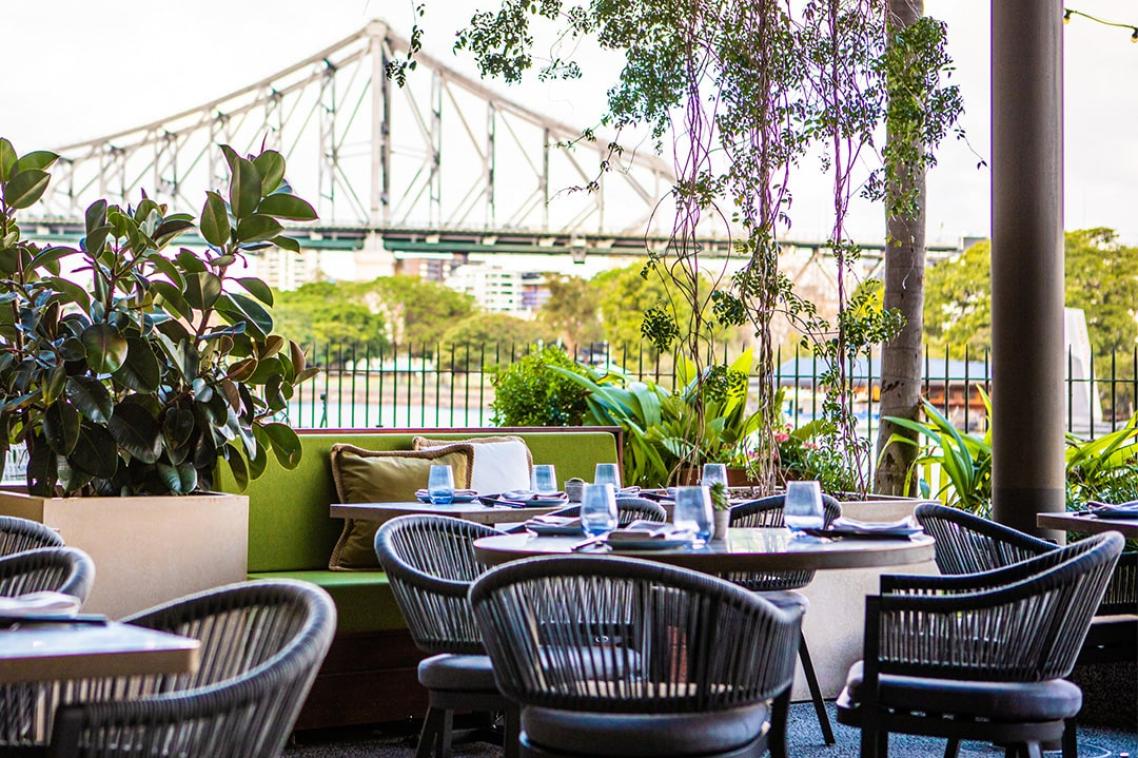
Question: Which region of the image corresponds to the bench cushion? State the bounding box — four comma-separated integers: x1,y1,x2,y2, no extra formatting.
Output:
247,569,405,634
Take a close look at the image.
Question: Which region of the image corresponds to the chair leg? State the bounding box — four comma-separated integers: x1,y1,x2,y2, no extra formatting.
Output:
435,709,454,758
415,707,442,758
503,707,521,758
944,737,960,758
1062,718,1077,758
769,688,790,758
798,630,836,745
1024,743,1043,758
876,730,889,758
860,728,878,758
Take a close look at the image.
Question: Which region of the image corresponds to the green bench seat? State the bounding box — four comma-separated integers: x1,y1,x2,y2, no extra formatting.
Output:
247,570,403,635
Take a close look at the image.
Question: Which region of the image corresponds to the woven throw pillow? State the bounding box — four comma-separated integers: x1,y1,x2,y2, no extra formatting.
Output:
328,444,474,570
412,435,532,493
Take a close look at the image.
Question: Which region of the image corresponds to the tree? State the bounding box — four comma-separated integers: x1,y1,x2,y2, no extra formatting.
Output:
273,282,388,353
539,275,602,354
370,276,475,348
440,313,552,370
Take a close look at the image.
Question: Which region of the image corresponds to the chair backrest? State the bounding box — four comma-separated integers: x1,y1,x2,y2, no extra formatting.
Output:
873,532,1124,683
470,555,802,715
0,516,64,557
50,580,336,758
914,502,1056,574
724,494,842,591
375,515,500,654
1099,551,1137,615
553,498,668,526
0,547,93,603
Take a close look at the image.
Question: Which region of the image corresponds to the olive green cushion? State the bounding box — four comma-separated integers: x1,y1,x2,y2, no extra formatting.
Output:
219,430,619,573
327,444,474,571
247,570,403,634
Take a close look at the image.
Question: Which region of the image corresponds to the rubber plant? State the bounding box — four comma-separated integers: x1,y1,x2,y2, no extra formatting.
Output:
0,138,318,497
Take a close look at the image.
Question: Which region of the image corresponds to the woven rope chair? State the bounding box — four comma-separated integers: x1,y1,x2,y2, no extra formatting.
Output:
914,502,1056,574
375,515,518,758
470,555,803,758
0,515,64,557
721,493,842,744
551,497,668,527
43,580,336,758
837,532,1124,758
0,547,96,750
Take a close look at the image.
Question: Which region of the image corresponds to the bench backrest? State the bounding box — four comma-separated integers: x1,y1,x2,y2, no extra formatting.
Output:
217,428,621,572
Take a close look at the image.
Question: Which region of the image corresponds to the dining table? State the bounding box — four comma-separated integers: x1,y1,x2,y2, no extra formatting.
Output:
1036,511,1138,539
474,526,936,572
0,620,200,684
329,500,570,527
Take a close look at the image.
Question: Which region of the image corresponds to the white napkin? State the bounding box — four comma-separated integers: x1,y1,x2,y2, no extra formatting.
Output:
607,522,694,542
0,591,81,617
832,516,918,532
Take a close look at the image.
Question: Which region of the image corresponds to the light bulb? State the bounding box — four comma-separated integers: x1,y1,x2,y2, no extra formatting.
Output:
1131,28,1138,43
1063,9,1072,24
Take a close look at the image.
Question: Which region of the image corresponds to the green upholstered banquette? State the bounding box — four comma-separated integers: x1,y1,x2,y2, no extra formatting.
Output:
217,427,621,728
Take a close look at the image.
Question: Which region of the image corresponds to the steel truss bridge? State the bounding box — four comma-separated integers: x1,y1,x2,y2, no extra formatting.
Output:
29,19,962,274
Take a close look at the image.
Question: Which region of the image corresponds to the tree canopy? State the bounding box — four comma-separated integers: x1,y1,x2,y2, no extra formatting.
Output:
273,282,388,351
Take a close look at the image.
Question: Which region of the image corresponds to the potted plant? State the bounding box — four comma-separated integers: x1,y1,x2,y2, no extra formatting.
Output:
709,481,730,541
0,138,316,617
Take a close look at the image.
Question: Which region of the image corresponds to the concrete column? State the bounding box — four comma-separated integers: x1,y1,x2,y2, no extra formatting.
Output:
990,0,1065,537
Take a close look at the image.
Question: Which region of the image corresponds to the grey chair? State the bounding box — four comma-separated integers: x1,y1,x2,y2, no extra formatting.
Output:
0,547,96,751
375,515,517,758
0,516,64,557
550,497,668,526
836,532,1124,758
44,580,335,758
724,494,842,744
914,502,1055,573
470,555,803,758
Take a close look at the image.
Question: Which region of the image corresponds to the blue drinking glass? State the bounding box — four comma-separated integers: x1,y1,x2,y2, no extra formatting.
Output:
580,483,618,536
594,463,621,490
673,485,712,544
427,464,455,505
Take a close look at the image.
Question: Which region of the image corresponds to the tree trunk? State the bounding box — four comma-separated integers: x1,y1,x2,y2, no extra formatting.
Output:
874,0,927,496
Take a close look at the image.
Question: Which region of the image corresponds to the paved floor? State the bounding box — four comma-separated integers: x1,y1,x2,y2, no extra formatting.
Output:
287,703,1137,757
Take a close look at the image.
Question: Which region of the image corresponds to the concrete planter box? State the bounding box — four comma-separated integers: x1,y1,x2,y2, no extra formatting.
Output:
0,489,248,619
794,494,934,700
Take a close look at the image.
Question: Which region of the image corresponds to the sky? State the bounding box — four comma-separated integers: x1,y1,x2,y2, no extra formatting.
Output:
1,0,1136,246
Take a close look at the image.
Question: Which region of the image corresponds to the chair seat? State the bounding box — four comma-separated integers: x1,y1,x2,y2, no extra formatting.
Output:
839,661,1083,722
418,654,497,692
521,703,768,757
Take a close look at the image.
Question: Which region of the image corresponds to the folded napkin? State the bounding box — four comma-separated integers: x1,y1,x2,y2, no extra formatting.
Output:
498,490,569,504
0,591,81,617
1087,501,1138,518
833,516,917,532
415,489,478,502
527,514,581,527
607,523,694,542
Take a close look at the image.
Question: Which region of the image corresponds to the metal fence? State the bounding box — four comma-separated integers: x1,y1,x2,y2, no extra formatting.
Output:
286,340,1134,442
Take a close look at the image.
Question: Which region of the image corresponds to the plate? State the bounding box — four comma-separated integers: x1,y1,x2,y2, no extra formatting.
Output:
803,526,922,540
607,537,694,550
527,522,585,536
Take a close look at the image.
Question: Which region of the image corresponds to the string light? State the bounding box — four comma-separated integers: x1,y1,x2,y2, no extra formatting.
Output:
1063,7,1138,44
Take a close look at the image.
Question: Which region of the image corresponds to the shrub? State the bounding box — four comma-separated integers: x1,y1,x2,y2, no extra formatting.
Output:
491,346,590,427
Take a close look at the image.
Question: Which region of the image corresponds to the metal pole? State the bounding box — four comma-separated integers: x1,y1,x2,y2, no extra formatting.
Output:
368,22,387,227
990,0,1065,538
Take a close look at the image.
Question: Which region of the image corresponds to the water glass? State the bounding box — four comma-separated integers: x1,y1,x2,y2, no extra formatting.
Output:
594,463,621,490
673,485,713,544
427,464,455,505
531,464,558,494
701,463,728,489
580,483,618,536
784,480,824,533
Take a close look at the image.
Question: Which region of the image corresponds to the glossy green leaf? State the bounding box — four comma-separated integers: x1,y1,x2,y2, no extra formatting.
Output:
14,150,59,173
262,422,302,469
65,376,113,424
43,277,92,312
235,214,283,244
81,324,129,374
257,193,317,221
147,253,185,288
229,156,262,219
69,423,119,478
84,225,111,257
150,280,194,322
272,235,301,254
26,442,58,496
43,402,81,455
184,271,222,310
233,277,273,306
253,150,286,194
84,199,108,234
3,169,50,209
200,191,230,247
225,444,249,491
108,402,163,464
175,248,207,273
30,246,74,276
0,138,16,183
113,337,161,392
154,217,195,246
156,461,197,494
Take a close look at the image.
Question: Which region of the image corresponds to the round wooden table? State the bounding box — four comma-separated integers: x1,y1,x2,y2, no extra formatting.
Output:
474,527,935,572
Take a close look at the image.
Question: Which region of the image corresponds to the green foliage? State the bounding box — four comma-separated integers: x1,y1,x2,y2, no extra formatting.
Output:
273,282,388,351
440,313,551,370
371,276,475,348
774,420,859,495
1065,420,1138,510
709,481,729,512
882,390,993,515
539,275,602,352
0,138,315,497
490,345,590,426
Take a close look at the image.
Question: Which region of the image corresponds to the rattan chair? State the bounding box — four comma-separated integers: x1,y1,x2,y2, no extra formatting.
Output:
375,515,517,758
550,497,668,526
470,555,803,758
837,532,1124,758
0,547,96,750
723,494,842,744
0,515,64,557
44,580,336,758
914,502,1056,573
